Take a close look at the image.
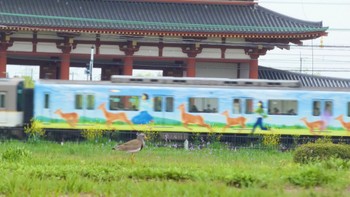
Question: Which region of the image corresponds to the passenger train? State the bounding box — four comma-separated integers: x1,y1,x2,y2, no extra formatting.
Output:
2,76,350,138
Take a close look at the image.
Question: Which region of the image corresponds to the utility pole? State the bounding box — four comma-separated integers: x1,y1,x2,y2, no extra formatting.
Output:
311,40,314,76
299,52,302,73
89,46,94,81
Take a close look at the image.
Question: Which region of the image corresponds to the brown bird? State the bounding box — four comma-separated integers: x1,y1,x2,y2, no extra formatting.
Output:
112,133,147,163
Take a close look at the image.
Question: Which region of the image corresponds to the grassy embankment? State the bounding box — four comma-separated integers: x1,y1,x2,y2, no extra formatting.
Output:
1,139,350,196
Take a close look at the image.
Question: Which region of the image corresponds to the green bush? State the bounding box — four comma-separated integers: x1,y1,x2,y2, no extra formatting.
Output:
293,142,350,164
287,165,335,187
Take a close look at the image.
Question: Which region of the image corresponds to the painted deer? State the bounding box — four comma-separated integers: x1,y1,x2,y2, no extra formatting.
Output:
177,104,213,132
221,110,246,131
54,109,79,127
335,115,350,131
98,103,134,129
300,117,326,133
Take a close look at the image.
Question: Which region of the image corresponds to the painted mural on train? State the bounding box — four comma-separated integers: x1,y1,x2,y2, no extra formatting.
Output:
33,79,350,137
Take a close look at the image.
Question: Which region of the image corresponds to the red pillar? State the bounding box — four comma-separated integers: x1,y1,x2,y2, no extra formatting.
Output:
249,59,258,79
123,55,133,75
60,52,70,80
186,57,196,77
0,49,7,78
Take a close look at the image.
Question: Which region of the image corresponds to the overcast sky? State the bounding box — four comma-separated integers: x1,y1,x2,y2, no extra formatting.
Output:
7,0,350,80
259,0,350,79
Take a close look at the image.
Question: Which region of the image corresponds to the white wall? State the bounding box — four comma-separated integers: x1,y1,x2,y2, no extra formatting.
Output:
197,48,221,59
8,42,32,52
134,46,159,57
195,62,238,78
239,62,250,78
163,47,187,58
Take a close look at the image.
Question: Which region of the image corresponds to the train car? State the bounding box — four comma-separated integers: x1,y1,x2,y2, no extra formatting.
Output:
32,76,350,137
0,78,25,128
0,77,32,139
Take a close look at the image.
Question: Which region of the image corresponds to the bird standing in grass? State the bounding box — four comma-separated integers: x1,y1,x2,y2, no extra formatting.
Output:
112,133,147,163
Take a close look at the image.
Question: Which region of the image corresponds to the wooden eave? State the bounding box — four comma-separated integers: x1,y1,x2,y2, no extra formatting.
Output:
0,25,328,40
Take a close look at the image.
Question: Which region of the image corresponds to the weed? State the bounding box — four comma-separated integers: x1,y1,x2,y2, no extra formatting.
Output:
292,134,301,148
128,168,193,181
225,173,261,188
206,133,226,149
191,132,202,148
321,157,350,170
138,122,159,144
23,76,34,88
1,147,32,161
262,133,281,149
64,175,85,193
287,165,335,188
81,127,106,143
24,119,45,143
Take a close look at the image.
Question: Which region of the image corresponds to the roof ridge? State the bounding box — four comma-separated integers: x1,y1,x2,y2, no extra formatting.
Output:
257,5,324,27
0,0,327,37
106,0,257,5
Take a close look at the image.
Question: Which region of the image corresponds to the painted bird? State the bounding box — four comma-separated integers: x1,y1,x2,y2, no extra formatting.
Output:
112,133,147,163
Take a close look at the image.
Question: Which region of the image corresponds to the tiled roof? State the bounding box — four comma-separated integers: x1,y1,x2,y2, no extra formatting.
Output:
259,66,350,88
0,0,327,37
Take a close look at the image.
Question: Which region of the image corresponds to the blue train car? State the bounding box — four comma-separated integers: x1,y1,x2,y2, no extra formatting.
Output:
33,76,350,137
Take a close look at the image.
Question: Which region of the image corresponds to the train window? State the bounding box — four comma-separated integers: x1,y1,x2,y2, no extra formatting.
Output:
188,97,218,113
166,97,174,112
44,93,50,109
86,95,95,110
75,94,83,110
232,99,241,114
313,101,321,116
109,96,139,111
324,101,333,116
17,82,23,111
268,100,298,115
0,93,5,108
154,97,162,112
245,99,254,114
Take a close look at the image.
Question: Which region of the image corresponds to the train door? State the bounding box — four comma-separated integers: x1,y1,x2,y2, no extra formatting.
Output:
225,97,254,131
237,97,254,126
153,95,174,124
74,93,95,124
232,97,254,115
42,92,52,123
0,92,7,124
312,99,333,117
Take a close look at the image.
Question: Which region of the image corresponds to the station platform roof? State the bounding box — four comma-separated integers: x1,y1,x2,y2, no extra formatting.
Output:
259,66,350,88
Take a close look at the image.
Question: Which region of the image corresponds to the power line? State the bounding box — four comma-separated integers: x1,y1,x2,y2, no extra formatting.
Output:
259,0,350,5
328,28,350,31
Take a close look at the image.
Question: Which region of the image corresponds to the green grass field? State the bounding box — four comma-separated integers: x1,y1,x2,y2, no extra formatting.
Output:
1,140,350,196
